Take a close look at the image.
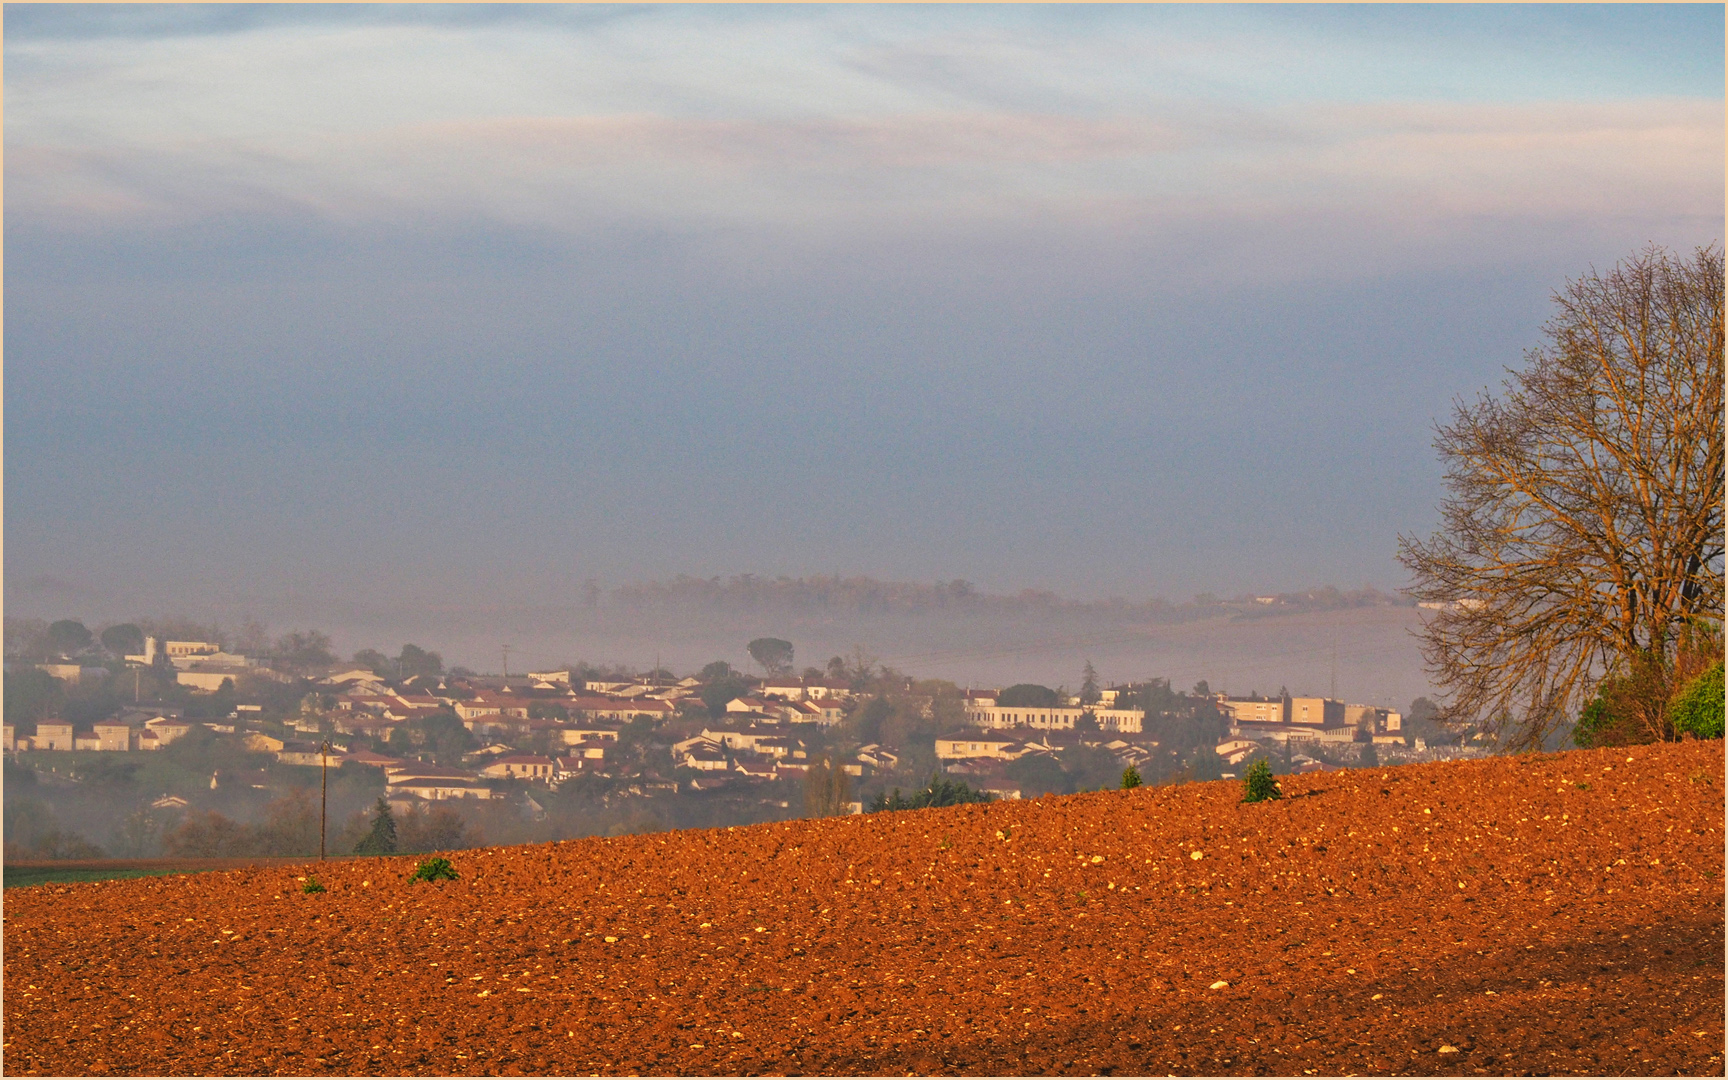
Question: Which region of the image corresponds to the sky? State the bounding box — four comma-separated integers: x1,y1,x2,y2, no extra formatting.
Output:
5,4,1723,668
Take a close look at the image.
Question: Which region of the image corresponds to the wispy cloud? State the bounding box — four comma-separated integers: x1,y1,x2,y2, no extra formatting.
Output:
11,97,1715,249
7,5,1718,246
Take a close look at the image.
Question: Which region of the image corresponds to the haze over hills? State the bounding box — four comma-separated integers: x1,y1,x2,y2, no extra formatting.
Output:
6,575,1433,710
6,7,1719,664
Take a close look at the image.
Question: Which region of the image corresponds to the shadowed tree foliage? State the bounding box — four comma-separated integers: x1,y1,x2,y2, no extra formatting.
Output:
354,797,398,855
162,810,251,857
99,623,145,657
997,684,1060,708
1574,620,1724,747
47,620,93,655
699,672,752,718
1399,244,1724,749
397,644,443,679
1080,661,1101,706
869,772,994,812
747,637,795,676
274,630,337,675
398,804,476,852
4,669,64,729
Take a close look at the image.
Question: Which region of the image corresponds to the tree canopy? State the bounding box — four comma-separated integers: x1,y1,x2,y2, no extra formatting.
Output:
869,773,993,812
997,683,1059,708
1080,661,1101,706
746,637,795,676
1399,244,1724,749
99,623,145,656
47,620,93,655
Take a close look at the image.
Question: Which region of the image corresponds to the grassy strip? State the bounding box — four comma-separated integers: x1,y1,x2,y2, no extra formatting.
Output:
3,866,207,889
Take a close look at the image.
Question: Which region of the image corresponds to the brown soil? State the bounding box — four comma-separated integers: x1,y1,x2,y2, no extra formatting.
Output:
4,740,1722,1076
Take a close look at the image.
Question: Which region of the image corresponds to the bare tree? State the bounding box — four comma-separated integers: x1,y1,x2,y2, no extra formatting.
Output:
1398,244,1723,749
803,756,854,818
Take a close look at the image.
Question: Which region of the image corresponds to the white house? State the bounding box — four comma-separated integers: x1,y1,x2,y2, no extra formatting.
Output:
480,754,556,782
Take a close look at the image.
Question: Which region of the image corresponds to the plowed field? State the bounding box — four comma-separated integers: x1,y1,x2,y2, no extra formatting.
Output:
5,741,1723,1076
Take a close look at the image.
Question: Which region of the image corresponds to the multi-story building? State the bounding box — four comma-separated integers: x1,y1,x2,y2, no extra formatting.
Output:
961,704,1143,733
1220,695,1350,729
1345,704,1403,733
1218,697,1291,726
1290,697,1346,727
33,722,75,751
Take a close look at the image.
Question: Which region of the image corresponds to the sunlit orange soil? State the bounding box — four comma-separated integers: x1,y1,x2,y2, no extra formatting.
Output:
5,740,1722,1076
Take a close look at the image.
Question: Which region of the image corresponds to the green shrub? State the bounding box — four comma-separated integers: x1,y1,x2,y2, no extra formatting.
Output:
1120,766,1142,790
407,856,459,883
301,877,326,894
1242,759,1282,803
868,773,993,812
1671,661,1725,740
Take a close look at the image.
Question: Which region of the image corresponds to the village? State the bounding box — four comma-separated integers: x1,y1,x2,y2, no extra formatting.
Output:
4,630,1486,859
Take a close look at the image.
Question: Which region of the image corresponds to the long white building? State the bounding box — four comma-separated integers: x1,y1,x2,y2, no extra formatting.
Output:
962,704,1142,734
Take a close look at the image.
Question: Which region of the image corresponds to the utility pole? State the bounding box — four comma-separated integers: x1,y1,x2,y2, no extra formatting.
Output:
320,740,330,860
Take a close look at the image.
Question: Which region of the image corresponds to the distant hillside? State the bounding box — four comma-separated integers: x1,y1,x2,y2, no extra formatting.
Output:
611,574,1411,621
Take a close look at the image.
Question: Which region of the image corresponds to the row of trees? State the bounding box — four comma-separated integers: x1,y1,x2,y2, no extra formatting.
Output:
350,643,444,681
3,617,346,675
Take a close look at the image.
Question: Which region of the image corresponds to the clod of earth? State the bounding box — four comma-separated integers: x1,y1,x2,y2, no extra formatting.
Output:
3,740,1723,1077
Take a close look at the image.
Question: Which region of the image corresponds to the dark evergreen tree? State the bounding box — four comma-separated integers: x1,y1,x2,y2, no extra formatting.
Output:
354,797,398,855
1080,661,1101,706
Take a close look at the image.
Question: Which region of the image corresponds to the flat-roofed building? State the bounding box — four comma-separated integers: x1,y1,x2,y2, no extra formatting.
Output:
176,669,241,692
1345,704,1403,733
963,705,1143,733
1290,697,1346,727
935,731,1026,761
1218,698,1291,726
165,640,222,658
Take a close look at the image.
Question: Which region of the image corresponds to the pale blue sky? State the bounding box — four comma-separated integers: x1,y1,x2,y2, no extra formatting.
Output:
5,4,1722,660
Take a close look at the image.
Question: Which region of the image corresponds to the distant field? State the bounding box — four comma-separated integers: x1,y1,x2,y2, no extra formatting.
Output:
3,855,399,890
4,866,191,889
3,741,1721,1076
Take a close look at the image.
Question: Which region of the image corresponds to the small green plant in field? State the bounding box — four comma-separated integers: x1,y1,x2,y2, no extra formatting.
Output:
408,857,459,884
1121,766,1143,790
1242,760,1282,803
301,878,326,894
